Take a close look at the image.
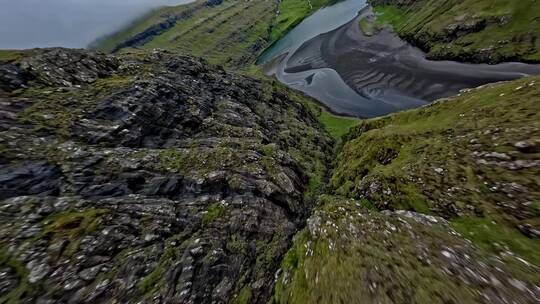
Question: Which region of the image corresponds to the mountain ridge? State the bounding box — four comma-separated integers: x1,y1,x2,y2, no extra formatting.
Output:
92,0,339,68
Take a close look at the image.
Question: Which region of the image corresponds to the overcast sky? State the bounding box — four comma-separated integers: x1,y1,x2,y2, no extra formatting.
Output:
0,0,193,49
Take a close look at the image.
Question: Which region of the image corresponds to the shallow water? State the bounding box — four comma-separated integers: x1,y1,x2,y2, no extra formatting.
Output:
258,0,368,64
261,3,540,118
0,0,194,49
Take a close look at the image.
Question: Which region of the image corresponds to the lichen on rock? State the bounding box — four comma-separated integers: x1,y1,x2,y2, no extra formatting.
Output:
0,48,333,303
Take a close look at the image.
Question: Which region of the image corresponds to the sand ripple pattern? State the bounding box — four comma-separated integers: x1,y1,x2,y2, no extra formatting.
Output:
277,7,540,117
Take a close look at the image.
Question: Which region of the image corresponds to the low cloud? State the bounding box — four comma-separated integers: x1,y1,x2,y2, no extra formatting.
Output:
0,0,192,49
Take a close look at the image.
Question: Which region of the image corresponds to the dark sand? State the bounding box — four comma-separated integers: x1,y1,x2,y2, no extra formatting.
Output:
265,7,540,117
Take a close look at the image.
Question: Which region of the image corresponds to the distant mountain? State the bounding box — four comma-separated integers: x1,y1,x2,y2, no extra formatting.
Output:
92,0,338,67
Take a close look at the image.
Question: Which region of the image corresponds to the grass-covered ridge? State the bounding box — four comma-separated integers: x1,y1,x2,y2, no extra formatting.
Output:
330,75,540,265
370,0,540,63
94,0,275,67
94,0,340,67
271,76,540,303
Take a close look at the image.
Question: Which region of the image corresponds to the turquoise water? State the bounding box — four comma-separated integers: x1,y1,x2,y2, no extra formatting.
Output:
258,0,367,64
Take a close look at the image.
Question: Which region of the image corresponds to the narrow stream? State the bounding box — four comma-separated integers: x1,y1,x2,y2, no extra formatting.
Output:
260,1,540,118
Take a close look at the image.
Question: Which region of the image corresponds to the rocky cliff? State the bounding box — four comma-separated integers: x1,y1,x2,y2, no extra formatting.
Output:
368,0,540,63
0,48,333,303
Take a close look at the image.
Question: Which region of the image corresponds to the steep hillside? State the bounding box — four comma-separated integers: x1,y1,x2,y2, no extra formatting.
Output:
273,76,540,303
1,1,539,303
331,76,540,264
0,48,333,303
93,0,338,67
369,0,540,63
93,0,274,66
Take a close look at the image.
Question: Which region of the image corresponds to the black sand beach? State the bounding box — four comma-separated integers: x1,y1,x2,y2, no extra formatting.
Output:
265,7,540,117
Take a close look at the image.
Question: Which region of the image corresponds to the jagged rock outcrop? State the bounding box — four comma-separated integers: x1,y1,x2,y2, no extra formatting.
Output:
0,48,333,303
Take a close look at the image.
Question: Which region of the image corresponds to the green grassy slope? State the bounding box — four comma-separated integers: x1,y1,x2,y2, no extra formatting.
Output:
271,76,540,303
90,3,198,53
141,0,276,66
330,75,540,265
94,0,339,67
369,0,540,63
270,0,339,42
94,0,275,66
272,195,540,304
317,110,359,140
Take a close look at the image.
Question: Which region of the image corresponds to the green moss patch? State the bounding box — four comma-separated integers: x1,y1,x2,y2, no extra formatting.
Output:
202,202,226,226
234,284,253,304
17,75,131,140
0,248,32,304
0,50,23,63
317,110,360,140
451,217,540,266
43,209,108,256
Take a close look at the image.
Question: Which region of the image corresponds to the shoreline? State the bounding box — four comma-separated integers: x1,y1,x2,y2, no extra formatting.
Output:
264,53,366,119
264,5,540,118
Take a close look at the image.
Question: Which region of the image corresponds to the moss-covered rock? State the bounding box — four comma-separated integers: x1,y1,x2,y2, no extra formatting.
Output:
273,196,540,303
0,48,333,303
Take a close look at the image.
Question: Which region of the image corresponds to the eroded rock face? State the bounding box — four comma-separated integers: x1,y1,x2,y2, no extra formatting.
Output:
0,48,333,303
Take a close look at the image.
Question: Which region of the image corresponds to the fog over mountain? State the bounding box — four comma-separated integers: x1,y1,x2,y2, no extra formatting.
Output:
0,0,192,49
